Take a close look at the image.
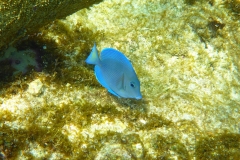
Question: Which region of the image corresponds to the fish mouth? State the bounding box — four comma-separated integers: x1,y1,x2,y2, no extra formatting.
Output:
135,95,142,100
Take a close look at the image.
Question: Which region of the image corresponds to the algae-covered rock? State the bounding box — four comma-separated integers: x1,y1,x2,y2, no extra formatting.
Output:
0,0,102,52
0,0,240,159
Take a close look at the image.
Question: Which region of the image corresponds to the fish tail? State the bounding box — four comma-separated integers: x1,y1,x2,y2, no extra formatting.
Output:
85,43,100,65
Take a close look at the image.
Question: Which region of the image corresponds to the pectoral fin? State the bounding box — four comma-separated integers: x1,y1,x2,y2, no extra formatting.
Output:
116,73,125,90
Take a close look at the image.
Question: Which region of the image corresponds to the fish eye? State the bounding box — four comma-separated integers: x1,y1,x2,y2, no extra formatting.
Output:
130,82,135,88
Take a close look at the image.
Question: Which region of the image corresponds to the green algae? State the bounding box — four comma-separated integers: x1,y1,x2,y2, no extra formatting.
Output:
1,101,240,159
0,99,169,159
148,134,190,159
184,0,215,6
196,133,240,160
0,0,240,159
224,0,240,17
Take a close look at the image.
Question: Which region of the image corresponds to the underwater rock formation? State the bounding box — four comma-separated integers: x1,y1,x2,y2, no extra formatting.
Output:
0,0,240,159
0,0,102,52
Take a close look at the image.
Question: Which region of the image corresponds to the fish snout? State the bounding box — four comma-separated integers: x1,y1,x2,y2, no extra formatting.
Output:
135,95,142,100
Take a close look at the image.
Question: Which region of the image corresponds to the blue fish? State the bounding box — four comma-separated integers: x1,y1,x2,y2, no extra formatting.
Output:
86,43,142,99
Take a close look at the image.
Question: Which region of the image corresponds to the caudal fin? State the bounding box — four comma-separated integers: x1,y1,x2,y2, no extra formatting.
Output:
85,43,100,65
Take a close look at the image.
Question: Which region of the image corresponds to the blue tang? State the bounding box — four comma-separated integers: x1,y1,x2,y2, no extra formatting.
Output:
85,43,142,99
